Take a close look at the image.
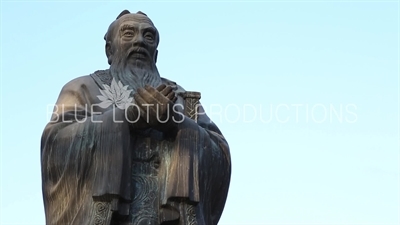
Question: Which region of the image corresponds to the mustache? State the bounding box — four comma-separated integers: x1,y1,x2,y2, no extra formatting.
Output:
126,47,151,60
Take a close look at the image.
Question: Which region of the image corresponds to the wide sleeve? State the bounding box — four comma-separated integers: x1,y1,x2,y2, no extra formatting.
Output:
160,100,231,225
41,77,132,225
196,105,231,224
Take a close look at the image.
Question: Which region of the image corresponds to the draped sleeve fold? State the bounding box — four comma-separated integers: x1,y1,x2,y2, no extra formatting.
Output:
41,76,132,225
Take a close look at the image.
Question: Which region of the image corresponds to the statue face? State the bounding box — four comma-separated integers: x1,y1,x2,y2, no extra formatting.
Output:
108,13,158,69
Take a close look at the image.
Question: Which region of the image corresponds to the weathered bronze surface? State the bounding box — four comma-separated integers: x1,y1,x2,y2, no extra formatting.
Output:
41,10,231,225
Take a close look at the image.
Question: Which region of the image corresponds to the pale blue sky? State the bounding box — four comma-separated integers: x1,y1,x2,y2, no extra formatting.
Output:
1,1,399,224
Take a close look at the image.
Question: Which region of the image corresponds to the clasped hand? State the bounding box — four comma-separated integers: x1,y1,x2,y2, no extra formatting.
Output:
127,84,177,131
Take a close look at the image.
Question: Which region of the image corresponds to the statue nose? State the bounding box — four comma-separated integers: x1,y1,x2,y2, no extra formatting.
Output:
133,34,145,45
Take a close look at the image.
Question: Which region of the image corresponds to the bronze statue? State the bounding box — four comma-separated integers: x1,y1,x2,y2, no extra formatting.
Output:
41,10,231,225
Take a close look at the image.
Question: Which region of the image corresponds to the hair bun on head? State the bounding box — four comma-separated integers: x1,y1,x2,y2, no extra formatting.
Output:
136,11,147,16
116,10,131,19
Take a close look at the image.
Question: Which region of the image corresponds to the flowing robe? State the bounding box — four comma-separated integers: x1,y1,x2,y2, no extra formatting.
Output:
41,70,231,225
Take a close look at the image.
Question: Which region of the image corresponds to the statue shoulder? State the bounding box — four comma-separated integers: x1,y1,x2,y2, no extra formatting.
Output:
61,71,104,93
161,77,186,93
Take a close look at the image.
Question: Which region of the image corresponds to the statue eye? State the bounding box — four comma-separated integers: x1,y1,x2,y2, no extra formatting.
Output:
144,32,154,43
123,31,134,37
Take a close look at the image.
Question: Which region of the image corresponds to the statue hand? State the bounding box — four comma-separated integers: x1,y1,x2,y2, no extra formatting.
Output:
134,84,177,130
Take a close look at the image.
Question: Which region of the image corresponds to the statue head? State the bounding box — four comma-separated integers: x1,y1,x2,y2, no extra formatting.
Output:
104,10,160,69
104,10,162,91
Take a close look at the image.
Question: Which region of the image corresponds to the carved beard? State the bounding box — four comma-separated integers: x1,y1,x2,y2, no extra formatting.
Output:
109,51,162,93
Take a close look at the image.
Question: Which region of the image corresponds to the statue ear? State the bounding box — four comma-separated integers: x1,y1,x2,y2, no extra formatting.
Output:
154,50,158,64
105,42,113,65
